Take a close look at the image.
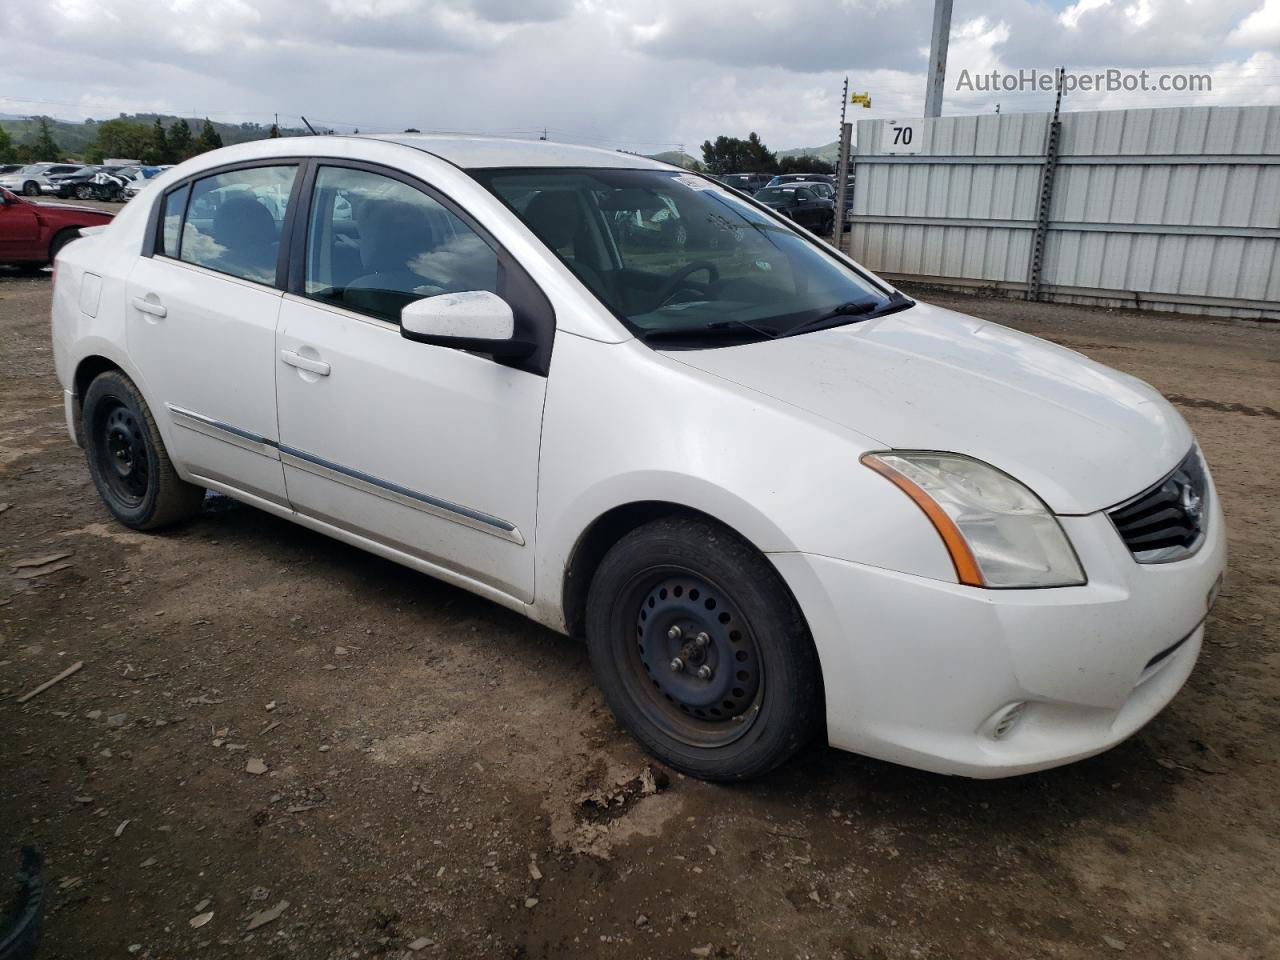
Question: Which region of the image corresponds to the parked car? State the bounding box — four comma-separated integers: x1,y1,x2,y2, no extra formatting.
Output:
0,163,84,197
121,166,171,202
46,165,133,201
0,187,113,267
719,172,772,195
752,183,836,233
611,193,687,248
0,164,23,177
51,136,1225,782
766,173,834,188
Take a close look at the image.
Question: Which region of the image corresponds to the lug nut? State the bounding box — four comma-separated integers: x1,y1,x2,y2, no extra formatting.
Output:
694,632,710,649
667,626,683,641
669,657,685,673
697,665,713,680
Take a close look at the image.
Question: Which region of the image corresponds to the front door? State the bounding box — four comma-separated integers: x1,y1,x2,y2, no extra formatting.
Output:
274,164,548,602
125,164,301,506
0,195,39,259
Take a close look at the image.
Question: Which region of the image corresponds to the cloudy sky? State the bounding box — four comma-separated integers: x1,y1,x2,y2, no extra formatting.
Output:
4,0,1279,154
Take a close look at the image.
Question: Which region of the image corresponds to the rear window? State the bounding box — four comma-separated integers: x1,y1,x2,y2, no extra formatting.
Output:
176,166,298,284
159,184,190,258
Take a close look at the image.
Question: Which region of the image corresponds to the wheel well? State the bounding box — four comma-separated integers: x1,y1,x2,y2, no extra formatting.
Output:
72,356,123,419
49,227,80,259
561,501,751,638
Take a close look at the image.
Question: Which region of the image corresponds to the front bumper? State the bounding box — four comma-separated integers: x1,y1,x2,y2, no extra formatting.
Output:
772,472,1227,778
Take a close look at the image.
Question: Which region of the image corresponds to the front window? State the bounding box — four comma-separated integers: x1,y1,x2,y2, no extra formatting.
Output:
474,168,899,346
302,165,499,324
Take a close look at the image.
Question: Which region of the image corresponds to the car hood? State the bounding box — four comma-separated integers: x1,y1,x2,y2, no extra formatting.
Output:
666,300,1192,514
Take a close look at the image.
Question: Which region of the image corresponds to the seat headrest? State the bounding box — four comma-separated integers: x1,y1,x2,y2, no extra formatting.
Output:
523,191,582,250
357,199,437,274
212,195,276,255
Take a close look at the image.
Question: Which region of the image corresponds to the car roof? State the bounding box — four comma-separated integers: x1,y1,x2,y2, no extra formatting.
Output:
365,133,672,170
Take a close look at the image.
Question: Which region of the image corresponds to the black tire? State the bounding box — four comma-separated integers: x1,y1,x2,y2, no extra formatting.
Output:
75,184,93,200
22,181,39,197
586,516,823,781
48,229,79,263
81,371,205,530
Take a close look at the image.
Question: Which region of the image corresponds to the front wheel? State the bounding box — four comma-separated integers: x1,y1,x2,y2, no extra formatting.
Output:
586,516,823,780
75,184,93,200
22,181,39,197
48,229,79,263
81,371,206,530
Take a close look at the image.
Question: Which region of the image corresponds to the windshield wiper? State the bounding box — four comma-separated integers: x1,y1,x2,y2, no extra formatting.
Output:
640,318,780,344
780,291,915,339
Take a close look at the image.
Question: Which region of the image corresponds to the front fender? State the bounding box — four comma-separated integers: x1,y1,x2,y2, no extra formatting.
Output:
530,334,959,630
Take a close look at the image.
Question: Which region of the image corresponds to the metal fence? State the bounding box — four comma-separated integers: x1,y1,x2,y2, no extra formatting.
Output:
845,105,1280,321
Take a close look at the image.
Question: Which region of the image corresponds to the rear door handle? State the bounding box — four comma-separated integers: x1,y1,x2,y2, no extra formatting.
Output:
280,349,331,376
131,296,166,318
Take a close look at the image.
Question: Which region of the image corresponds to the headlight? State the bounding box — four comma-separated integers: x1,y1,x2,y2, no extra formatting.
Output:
863,452,1085,588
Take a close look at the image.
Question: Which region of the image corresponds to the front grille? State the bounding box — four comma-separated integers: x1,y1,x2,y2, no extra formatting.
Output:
1109,447,1209,563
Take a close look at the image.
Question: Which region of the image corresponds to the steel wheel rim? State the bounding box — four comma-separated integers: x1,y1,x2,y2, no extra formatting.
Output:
95,400,149,506
620,566,764,748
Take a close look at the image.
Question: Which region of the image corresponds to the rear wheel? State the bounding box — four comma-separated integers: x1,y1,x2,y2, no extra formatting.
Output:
586,516,823,780
81,371,205,530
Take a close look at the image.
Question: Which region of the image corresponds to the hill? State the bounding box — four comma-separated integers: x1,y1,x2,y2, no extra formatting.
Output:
645,150,702,169
0,114,311,160
777,141,841,164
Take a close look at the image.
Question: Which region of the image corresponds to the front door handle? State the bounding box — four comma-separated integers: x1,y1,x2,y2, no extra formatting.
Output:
280,349,331,376
132,296,166,318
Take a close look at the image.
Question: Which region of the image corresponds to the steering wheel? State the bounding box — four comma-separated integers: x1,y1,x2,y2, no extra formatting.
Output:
656,260,720,308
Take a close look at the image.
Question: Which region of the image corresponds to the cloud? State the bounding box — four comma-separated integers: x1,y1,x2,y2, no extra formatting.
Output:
1,0,1277,158
1229,0,1280,46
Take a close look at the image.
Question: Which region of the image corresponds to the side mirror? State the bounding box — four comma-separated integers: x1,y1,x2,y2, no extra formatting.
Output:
400,290,535,359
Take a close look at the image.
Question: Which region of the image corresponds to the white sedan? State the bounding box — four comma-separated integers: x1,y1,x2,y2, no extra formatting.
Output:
50,135,1226,780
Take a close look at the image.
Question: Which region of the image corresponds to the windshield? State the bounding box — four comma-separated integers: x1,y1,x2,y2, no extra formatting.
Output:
473,168,896,345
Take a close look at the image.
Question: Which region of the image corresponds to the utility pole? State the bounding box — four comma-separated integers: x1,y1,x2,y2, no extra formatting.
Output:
832,77,852,250
923,0,953,118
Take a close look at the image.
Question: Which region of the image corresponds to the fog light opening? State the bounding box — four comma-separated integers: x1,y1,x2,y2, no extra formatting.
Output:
987,701,1027,741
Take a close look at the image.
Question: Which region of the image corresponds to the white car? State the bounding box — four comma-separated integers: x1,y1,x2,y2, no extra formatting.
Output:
50,135,1226,781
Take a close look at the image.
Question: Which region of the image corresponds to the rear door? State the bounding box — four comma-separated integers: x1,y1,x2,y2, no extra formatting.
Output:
791,188,821,228
125,163,303,506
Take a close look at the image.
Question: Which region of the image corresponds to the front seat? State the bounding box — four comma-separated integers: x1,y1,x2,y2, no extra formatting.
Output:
346,200,445,320
521,191,609,300
211,196,278,283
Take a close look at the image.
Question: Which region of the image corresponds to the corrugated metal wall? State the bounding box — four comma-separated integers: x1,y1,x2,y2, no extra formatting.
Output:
846,105,1280,320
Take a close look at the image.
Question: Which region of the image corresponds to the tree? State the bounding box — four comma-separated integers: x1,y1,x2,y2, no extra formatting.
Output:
145,117,172,165
777,154,835,175
699,132,777,175
84,118,150,163
269,123,282,138
194,118,223,154
31,117,61,161
0,125,14,164
168,119,194,161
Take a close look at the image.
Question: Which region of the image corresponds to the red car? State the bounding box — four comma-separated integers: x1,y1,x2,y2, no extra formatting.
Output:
0,187,114,268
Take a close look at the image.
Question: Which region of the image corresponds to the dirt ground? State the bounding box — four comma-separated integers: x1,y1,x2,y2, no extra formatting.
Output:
1,269,1278,960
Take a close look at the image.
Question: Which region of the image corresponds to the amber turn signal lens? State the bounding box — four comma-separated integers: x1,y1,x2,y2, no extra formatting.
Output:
862,454,985,587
